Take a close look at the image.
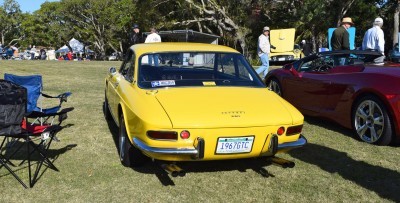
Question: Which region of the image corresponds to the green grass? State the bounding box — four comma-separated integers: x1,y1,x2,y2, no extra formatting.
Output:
0,60,399,202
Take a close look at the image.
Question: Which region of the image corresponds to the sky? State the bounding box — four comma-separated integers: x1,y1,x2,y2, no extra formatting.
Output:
0,0,60,13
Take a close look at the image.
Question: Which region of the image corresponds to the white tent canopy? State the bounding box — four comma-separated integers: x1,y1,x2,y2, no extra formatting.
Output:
55,38,93,54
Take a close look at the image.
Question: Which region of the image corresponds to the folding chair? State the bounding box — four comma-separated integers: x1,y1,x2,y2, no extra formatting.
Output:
0,79,30,188
4,73,73,125
0,79,67,188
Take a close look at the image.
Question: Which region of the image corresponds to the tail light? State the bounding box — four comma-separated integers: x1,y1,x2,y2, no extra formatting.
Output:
147,131,178,140
180,130,190,139
286,125,303,136
277,127,285,135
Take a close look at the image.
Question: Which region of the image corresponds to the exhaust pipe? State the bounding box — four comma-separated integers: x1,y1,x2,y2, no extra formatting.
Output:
161,164,186,177
271,157,295,168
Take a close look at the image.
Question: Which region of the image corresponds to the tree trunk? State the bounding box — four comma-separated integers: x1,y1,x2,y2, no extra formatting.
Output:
394,0,400,47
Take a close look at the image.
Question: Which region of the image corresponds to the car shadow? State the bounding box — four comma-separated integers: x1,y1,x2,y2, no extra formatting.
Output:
131,158,279,186
288,143,400,202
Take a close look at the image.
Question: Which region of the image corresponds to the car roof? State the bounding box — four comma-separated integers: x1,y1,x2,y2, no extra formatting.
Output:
317,50,382,56
130,42,239,56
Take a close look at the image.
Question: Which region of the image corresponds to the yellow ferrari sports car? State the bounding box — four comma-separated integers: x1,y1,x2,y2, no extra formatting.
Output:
104,43,306,171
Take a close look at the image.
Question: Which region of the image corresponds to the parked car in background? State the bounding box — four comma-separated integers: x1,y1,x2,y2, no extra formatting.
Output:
269,28,302,63
389,43,400,63
108,52,122,61
104,43,307,172
265,50,400,145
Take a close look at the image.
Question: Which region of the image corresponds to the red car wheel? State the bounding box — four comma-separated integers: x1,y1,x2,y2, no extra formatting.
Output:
352,96,393,145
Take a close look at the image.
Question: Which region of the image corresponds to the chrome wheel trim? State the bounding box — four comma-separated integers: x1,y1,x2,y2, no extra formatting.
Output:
354,100,384,143
268,80,281,96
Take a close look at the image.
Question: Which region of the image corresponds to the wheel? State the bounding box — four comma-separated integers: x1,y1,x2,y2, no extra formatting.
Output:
104,91,112,121
352,95,393,145
267,78,282,96
119,114,148,167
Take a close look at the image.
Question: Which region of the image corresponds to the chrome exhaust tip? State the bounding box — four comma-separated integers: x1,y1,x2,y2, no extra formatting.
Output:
161,164,186,177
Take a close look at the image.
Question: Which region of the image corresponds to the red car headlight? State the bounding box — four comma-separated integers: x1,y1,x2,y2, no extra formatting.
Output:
147,131,178,140
286,125,303,136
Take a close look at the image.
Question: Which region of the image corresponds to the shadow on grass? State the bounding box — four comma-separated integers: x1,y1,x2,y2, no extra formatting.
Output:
289,143,400,202
133,158,279,186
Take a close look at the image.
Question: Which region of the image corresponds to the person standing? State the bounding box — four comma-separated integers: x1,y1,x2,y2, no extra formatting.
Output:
301,40,312,57
331,17,354,51
30,45,37,60
145,28,161,66
362,17,385,64
256,26,271,78
129,24,142,45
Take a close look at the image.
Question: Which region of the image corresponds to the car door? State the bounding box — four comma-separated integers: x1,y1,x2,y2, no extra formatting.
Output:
283,56,331,114
108,49,135,120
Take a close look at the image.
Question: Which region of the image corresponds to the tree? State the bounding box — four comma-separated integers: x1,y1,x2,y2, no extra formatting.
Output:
60,0,135,57
0,0,22,46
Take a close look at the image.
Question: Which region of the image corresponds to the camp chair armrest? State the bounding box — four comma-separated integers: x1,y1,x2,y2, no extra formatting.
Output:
41,92,72,102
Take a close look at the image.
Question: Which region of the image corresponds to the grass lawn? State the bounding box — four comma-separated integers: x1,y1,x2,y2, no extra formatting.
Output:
0,60,399,202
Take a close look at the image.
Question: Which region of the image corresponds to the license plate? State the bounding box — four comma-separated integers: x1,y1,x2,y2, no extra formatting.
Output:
278,58,285,61
216,136,254,154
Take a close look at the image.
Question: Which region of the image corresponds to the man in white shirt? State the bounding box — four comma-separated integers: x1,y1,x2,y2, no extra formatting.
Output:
256,26,271,78
362,17,385,64
145,28,162,66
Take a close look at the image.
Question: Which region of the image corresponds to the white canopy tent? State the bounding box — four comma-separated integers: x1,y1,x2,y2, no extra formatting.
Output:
55,38,94,54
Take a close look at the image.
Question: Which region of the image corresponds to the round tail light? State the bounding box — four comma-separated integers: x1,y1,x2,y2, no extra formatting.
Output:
180,130,190,139
277,127,285,135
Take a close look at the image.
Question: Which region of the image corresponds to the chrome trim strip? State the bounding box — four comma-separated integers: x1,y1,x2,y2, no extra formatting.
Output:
277,134,307,151
133,137,199,155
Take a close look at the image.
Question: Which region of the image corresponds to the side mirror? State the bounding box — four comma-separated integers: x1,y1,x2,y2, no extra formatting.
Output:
109,67,117,76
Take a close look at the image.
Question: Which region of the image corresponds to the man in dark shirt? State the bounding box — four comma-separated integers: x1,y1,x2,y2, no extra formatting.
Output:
129,24,142,45
331,17,353,50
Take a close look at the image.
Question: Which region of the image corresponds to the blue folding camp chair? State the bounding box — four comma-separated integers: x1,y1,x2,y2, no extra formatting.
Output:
0,79,63,188
4,73,73,125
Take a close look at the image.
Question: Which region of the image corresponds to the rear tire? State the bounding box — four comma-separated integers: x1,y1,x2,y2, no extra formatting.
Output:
352,95,393,145
119,114,148,167
104,91,112,121
267,78,282,96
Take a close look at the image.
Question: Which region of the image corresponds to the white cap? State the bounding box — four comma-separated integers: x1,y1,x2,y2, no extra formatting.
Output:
374,17,383,24
301,40,306,44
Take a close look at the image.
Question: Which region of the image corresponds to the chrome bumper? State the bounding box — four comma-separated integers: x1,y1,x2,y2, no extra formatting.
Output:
133,138,199,155
277,134,307,152
133,134,306,156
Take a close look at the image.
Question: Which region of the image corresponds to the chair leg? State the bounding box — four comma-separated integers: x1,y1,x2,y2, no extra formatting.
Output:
0,153,28,188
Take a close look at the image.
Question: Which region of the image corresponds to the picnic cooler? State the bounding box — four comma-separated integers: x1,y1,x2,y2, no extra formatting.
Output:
0,79,27,135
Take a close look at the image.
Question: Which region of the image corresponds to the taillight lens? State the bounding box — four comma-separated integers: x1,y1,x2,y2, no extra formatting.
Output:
277,127,285,135
180,130,190,139
286,125,303,136
147,131,178,140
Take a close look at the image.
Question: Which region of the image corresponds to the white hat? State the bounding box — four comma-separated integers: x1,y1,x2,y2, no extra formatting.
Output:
301,40,306,44
374,17,383,24
263,26,270,31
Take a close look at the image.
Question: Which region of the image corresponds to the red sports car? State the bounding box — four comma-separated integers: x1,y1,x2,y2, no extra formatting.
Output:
265,50,400,145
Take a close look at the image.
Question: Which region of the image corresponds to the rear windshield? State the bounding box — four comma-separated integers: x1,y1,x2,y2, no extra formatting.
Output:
138,52,264,89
